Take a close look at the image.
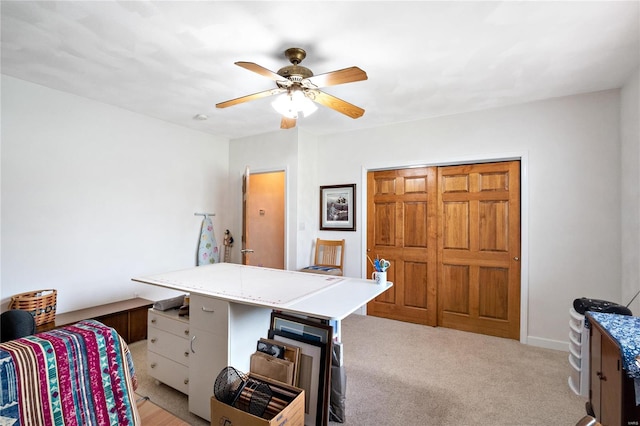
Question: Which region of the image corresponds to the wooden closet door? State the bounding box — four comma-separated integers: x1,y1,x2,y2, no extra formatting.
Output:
437,161,521,339
366,167,438,325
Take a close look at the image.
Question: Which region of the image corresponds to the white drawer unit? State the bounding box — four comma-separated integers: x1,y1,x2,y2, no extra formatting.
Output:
147,308,190,394
568,307,589,397
146,297,271,421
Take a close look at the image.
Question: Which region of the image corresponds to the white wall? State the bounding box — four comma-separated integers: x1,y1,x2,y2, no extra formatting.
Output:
313,90,622,348
6,72,633,350
233,89,625,349
621,67,640,314
227,129,299,269
1,76,229,312
296,130,320,268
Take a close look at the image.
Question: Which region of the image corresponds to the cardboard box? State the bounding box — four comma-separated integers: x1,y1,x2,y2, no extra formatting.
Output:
211,373,305,426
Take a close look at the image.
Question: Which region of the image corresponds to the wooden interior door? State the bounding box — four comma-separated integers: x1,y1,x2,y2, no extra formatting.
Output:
241,167,251,265
242,169,286,269
366,161,521,339
366,167,438,325
438,161,521,339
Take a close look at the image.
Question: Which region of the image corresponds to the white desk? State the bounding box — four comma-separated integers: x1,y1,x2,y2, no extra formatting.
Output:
133,263,392,422
133,263,391,320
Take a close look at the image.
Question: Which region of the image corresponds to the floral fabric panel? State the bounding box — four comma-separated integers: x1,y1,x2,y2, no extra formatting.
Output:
197,215,219,265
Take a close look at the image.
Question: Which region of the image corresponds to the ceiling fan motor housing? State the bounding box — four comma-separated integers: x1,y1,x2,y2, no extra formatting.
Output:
277,65,313,81
277,47,313,81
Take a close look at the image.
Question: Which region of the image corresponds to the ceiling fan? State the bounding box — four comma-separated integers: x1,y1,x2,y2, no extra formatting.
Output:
216,47,368,129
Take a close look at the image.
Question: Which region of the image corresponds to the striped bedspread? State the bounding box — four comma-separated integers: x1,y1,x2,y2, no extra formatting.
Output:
0,319,140,425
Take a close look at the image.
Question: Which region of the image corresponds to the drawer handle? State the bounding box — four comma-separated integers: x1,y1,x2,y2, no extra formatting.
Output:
184,379,189,385
184,329,189,336
201,306,215,313
150,338,157,343
151,318,157,324
150,362,157,369
190,335,196,353
184,351,189,358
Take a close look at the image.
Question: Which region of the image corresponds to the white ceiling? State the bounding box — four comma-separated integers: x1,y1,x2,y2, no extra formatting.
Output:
2,1,639,140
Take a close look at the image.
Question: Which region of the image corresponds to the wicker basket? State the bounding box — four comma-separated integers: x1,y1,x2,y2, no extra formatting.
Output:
9,289,57,326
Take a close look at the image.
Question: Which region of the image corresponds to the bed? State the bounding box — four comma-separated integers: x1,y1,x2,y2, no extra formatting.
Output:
0,319,140,425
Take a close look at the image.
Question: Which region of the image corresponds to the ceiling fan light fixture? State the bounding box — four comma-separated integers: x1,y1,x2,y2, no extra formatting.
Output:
218,47,366,129
271,89,317,119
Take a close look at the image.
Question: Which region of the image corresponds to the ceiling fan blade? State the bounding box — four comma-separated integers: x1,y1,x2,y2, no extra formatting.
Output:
280,116,297,129
235,61,285,82
310,91,365,119
305,67,367,88
216,88,285,109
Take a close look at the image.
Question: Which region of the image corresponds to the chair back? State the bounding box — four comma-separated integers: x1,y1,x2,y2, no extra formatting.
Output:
314,239,345,269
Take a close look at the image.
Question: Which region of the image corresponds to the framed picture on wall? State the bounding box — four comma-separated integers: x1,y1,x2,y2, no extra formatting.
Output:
320,184,356,231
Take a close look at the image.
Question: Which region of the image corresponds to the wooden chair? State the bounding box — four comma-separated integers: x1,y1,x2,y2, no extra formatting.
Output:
299,238,345,276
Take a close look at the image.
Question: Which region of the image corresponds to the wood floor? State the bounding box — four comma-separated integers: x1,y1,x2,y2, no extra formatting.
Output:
137,397,190,425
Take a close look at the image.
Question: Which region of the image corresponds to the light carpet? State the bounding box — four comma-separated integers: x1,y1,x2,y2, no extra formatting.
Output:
130,313,587,425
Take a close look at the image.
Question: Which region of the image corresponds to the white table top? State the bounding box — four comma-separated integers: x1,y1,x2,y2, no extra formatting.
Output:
132,263,392,320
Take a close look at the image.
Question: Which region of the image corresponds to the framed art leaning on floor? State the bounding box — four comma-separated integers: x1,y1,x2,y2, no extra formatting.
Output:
268,312,333,426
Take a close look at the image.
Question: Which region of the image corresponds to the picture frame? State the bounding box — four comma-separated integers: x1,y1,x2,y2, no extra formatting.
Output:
270,311,332,344
320,184,356,231
268,312,333,426
269,329,329,426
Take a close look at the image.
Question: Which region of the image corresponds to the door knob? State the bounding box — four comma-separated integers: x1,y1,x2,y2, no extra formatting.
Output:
513,257,519,261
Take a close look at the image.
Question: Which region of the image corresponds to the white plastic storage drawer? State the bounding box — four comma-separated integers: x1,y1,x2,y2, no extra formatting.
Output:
569,340,582,365
569,307,585,330
569,329,582,347
568,354,581,386
569,352,582,371
568,375,581,395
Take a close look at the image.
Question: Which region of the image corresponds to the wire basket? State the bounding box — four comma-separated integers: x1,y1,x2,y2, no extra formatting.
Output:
213,366,274,418
214,366,248,406
9,289,57,326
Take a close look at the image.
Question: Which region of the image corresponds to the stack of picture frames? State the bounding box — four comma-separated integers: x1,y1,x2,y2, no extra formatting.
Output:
265,312,334,426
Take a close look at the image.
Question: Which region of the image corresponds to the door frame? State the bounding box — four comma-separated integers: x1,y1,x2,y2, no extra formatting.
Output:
244,166,290,270
360,152,530,344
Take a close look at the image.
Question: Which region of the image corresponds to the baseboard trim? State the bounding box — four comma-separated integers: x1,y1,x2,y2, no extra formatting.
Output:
526,336,569,352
